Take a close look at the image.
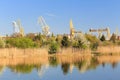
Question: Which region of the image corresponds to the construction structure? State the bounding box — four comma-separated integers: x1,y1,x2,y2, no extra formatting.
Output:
89,27,111,40
38,16,50,36
12,19,24,37
70,19,82,39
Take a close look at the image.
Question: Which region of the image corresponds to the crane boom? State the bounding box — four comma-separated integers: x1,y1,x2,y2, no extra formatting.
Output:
38,16,50,36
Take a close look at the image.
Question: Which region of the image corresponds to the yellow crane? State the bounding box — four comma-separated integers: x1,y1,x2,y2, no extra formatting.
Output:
70,19,82,39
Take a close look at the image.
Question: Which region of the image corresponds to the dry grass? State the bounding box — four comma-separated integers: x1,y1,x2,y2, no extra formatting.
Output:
0,48,48,58
58,48,91,55
97,46,120,54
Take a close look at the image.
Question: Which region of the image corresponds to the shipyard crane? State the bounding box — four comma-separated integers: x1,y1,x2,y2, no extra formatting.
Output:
38,16,50,36
16,20,24,37
70,19,82,39
12,21,19,33
12,19,24,37
89,27,111,40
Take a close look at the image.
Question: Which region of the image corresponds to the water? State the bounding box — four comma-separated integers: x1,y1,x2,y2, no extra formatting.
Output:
0,55,120,80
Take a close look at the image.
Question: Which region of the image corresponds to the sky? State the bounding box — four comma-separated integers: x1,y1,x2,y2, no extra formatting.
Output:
0,0,120,36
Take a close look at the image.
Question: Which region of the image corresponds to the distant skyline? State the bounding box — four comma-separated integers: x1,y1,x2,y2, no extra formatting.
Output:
0,0,120,36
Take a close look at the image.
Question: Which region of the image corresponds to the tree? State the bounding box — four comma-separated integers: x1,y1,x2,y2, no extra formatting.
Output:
100,35,106,41
110,33,116,43
48,41,60,54
6,38,36,48
61,36,70,47
73,33,89,49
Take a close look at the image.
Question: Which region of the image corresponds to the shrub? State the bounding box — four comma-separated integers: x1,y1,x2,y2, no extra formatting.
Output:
90,42,99,50
61,36,70,47
85,34,99,43
48,41,60,54
100,35,106,41
6,38,36,48
0,38,5,48
73,33,90,49
110,33,116,43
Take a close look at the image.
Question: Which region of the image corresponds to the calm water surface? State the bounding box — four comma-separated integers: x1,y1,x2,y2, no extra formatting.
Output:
0,55,120,80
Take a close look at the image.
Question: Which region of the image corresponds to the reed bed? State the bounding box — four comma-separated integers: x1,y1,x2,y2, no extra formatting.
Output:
97,46,120,54
0,48,48,58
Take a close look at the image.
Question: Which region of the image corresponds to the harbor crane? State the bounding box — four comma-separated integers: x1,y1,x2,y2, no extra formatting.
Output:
38,16,50,36
12,19,24,37
70,19,82,39
89,27,111,40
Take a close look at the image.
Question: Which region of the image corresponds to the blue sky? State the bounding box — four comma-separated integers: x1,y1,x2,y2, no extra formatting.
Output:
0,0,120,35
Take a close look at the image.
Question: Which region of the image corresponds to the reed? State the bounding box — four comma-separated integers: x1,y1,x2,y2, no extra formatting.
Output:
97,46,120,54
0,48,48,58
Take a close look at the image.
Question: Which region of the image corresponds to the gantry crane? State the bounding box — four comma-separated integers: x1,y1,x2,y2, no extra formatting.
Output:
89,27,111,40
38,16,50,36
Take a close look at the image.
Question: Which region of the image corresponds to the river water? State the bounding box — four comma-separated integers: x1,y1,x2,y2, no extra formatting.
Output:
0,55,120,80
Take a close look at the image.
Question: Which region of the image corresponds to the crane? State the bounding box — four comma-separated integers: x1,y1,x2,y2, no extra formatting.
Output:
38,16,50,36
89,27,111,40
12,19,24,37
70,19,82,39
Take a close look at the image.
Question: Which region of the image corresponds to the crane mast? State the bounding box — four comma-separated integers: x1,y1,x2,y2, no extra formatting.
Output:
70,19,82,39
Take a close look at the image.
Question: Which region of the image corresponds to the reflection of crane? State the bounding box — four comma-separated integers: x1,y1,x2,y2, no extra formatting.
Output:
89,27,111,40
38,16,50,36
70,19,82,39
12,20,24,37
38,64,49,77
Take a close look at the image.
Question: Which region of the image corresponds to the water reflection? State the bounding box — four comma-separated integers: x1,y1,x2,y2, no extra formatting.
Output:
0,55,120,75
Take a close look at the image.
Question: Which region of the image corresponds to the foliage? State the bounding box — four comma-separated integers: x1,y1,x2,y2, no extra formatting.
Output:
61,36,70,47
100,35,106,41
0,38,5,48
48,41,60,54
73,33,89,49
110,33,116,43
33,33,43,47
85,34,99,43
90,42,99,50
6,37,36,48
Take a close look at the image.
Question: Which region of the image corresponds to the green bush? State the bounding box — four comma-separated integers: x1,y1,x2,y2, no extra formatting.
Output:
48,41,60,54
110,33,116,43
72,33,89,49
100,35,105,41
6,38,36,48
0,38,5,48
85,34,99,43
90,42,99,50
61,36,70,47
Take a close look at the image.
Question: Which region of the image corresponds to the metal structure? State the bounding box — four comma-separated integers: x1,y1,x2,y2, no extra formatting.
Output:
12,20,24,37
89,27,111,40
70,19,82,39
38,16,50,36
